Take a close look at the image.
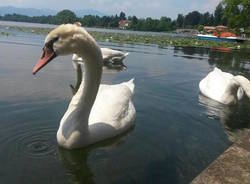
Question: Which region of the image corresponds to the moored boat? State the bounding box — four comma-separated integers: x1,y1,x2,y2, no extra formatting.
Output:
197,34,244,42
197,25,247,43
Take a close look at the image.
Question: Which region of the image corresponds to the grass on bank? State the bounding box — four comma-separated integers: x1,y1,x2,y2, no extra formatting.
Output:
1,25,250,50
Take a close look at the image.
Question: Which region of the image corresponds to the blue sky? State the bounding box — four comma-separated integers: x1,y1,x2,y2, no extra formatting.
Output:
1,0,221,19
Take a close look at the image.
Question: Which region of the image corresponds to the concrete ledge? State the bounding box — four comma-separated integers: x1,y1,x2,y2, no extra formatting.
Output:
191,131,250,184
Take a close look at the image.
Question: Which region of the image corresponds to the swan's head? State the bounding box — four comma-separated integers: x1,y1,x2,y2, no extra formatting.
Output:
33,23,98,75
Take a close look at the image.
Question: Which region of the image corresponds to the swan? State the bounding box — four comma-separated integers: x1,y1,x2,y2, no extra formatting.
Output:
72,48,129,70
32,24,136,149
199,67,250,105
70,48,129,94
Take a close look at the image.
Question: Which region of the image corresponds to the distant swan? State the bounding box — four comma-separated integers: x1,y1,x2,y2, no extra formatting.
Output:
199,67,250,105
32,23,136,149
72,48,129,70
70,48,129,94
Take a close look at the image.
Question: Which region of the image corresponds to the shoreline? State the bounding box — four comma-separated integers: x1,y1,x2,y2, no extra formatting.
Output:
0,23,249,50
191,130,250,184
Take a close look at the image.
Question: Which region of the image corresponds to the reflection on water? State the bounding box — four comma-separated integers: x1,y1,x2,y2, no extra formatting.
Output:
175,46,250,142
0,30,249,184
58,130,132,184
174,46,250,78
58,148,94,184
198,94,250,142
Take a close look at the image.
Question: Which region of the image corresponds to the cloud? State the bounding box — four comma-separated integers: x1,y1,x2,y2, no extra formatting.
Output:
1,0,33,6
190,0,221,13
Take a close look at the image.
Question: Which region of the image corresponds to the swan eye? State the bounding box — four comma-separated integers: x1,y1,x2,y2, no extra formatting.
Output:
45,37,59,49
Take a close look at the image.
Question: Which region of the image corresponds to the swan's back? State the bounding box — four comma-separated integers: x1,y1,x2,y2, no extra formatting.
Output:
120,78,135,95
60,78,136,148
89,79,135,129
199,68,234,103
101,48,129,61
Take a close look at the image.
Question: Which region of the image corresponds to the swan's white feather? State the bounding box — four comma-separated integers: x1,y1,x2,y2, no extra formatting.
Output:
101,48,129,61
89,80,135,128
199,67,248,105
58,79,136,148
34,24,136,149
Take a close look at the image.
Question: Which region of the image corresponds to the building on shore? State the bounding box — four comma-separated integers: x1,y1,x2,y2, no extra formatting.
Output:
119,20,131,29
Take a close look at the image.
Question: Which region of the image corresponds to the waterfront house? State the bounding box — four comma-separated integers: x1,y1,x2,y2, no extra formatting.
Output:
119,20,131,29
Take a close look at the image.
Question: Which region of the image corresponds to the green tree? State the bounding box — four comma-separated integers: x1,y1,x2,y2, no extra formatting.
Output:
131,16,138,24
128,15,139,30
223,0,250,29
209,14,215,25
109,15,119,27
81,15,98,27
176,14,184,28
184,11,201,27
157,16,172,31
54,10,77,24
144,17,154,31
197,25,204,32
200,12,212,25
214,2,227,25
119,12,126,20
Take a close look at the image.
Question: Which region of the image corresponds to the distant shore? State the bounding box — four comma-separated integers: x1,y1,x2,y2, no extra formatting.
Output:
0,21,249,50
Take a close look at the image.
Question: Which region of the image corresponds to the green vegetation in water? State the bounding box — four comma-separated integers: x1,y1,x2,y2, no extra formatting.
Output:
8,26,51,35
4,25,250,50
91,31,249,49
0,31,10,36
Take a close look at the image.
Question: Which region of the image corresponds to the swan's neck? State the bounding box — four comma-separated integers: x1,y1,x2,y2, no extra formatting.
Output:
59,38,102,131
223,75,250,104
234,75,250,99
77,52,102,120
222,80,239,104
57,34,103,148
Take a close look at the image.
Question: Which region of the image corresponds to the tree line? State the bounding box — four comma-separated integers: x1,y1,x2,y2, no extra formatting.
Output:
0,0,249,32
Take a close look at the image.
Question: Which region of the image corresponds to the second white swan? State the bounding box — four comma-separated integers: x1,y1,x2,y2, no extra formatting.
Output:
70,47,129,94
199,67,250,105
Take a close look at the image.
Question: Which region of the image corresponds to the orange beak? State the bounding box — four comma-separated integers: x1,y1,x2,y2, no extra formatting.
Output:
32,46,57,75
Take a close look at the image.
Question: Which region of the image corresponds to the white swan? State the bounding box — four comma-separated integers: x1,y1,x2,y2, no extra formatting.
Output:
32,24,136,149
72,48,129,70
199,67,250,105
70,48,129,94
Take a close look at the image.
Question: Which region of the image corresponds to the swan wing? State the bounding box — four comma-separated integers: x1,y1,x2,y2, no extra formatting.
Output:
199,68,233,101
89,79,135,129
101,48,129,62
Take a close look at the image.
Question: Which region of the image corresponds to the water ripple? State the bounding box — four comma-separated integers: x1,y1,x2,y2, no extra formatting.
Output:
15,127,56,158
1,123,57,159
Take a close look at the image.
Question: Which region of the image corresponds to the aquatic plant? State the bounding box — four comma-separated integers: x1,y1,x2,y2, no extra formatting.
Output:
2,25,250,50
0,31,9,36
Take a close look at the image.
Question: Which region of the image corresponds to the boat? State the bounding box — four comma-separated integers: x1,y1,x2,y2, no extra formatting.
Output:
197,25,246,43
197,34,245,43
210,46,232,52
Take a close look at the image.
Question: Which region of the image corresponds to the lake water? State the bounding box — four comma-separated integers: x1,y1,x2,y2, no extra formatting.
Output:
0,23,250,184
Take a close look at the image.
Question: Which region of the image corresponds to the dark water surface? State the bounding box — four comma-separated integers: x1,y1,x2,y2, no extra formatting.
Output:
0,30,250,184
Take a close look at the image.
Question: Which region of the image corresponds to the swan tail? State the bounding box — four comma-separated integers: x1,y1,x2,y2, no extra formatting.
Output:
123,78,135,94
213,67,221,72
117,52,129,61
124,52,129,57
